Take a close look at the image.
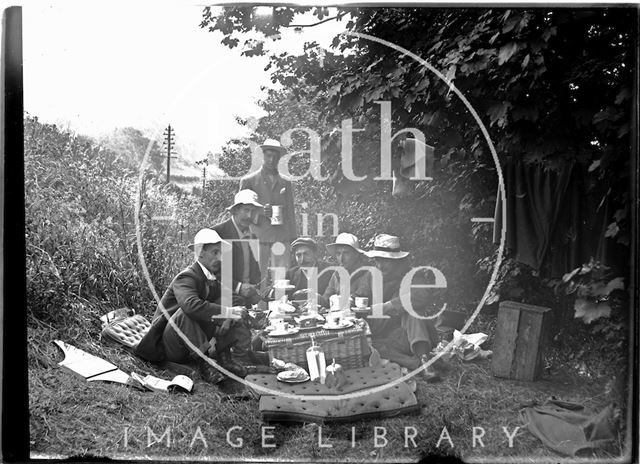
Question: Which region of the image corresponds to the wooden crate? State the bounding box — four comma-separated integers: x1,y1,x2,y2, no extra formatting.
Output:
491,301,551,381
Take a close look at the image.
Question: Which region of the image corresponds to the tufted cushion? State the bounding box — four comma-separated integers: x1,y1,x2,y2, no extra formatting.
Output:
258,381,419,423
246,363,402,396
102,315,151,349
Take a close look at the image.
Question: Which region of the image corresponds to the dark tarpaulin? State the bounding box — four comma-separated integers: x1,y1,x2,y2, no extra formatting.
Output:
493,158,615,277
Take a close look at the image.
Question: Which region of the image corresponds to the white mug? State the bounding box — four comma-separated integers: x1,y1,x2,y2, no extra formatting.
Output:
274,279,290,288
271,205,284,225
355,297,369,309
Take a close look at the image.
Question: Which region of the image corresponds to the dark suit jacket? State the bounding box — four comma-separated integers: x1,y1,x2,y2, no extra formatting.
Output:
212,218,261,288
134,262,224,363
286,261,334,295
239,168,297,243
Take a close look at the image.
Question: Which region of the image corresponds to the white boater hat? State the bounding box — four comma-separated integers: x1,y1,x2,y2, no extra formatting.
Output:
326,232,364,255
365,234,410,259
260,138,283,151
188,228,229,251
226,189,263,211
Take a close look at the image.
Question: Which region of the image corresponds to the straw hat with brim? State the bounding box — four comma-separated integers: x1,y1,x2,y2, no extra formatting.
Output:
365,234,410,259
225,189,263,211
326,233,364,255
261,138,283,152
291,237,317,252
188,228,229,251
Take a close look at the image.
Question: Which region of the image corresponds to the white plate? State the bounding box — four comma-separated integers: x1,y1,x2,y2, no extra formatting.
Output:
276,371,310,383
273,285,296,290
352,306,372,311
322,321,355,330
269,328,300,337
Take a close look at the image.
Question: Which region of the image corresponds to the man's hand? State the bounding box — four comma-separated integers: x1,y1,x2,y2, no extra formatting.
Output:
239,283,260,305
206,336,217,358
239,283,259,299
231,306,249,319
371,301,395,317
263,203,272,219
291,288,322,301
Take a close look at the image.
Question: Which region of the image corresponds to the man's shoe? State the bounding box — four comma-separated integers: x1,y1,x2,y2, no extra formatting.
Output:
162,361,198,378
220,359,248,378
248,350,270,366
196,359,226,384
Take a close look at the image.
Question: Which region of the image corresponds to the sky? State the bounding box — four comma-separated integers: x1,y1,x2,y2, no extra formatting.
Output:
18,1,345,165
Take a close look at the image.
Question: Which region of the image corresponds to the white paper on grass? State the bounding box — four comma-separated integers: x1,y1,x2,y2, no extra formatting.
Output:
452,330,488,349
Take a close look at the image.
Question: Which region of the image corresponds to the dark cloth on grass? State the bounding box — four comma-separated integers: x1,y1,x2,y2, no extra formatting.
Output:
521,399,616,456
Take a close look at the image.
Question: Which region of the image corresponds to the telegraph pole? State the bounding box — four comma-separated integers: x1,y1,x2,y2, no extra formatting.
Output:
196,155,209,196
162,125,177,183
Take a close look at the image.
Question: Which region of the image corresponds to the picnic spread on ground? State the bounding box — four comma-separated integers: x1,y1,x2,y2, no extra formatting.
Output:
44,138,622,457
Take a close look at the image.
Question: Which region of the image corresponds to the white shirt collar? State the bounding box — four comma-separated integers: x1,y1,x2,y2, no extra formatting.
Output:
197,261,217,281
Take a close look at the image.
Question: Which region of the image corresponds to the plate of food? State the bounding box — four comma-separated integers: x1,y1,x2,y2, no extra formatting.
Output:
276,369,310,383
269,327,300,337
322,320,355,330
277,302,298,314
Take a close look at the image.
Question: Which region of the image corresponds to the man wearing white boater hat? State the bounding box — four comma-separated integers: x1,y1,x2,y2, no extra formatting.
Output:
134,229,264,382
239,138,297,288
212,189,263,306
364,233,444,382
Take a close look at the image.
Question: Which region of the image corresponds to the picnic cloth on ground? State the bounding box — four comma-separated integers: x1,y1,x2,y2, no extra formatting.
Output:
520,399,617,456
246,363,402,396
248,363,418,423
259,382,419,423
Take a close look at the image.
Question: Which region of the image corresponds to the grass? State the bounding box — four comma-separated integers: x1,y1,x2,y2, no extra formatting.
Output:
28,311,630,463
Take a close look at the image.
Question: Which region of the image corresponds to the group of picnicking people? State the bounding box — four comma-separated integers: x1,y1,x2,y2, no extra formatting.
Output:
135,138,446,384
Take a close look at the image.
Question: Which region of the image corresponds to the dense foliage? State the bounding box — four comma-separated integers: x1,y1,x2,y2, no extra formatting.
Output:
24,116,230,333
202,7,633,337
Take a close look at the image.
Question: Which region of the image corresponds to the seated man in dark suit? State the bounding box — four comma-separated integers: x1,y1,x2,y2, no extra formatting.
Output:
212,189,263,307
134,229,263,382
286,237,333,297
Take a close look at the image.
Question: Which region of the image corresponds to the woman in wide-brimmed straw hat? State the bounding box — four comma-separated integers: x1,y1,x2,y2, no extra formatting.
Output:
363,234,445,382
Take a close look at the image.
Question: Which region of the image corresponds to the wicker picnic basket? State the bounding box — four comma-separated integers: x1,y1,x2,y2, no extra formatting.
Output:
261,321,371,370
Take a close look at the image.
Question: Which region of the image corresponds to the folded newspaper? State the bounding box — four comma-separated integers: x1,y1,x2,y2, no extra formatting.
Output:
129,372,193,393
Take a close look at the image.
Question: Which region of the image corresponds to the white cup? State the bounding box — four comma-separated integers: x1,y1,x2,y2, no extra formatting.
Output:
355,297,369,309
271,205,284,225
274,279,290,288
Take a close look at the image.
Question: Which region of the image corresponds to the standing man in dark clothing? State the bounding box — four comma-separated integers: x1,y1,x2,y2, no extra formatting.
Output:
212,189,263,306
239,138,297,288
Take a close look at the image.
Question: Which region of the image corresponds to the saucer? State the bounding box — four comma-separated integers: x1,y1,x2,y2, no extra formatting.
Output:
269,328,300,337
322,321,355,330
